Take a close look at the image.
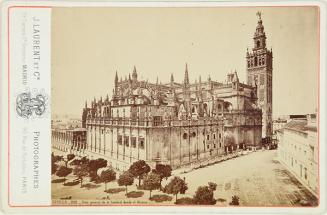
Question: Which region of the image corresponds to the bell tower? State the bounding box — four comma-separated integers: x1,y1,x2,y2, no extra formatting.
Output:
246,12,273,140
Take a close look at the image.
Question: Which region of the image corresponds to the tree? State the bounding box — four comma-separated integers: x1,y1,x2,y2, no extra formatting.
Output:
128,160,150,186
208,182,217,191
152,164,172,190
99,168,116,191
193,185,216,205
51,153,63,163
67,153,75,161
73,163,89,187
118,171,134,195
56,166,73,184
51,153,59,175
164,176,188,203
143,172,161,198
88,158,107,181
80,156,89,165
63,159,69,167
89,158,107,171
229,195,240,206
51,162,58,175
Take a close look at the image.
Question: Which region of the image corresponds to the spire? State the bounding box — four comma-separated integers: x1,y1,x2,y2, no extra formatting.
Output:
233,70,239,82
199,75,201,84
156,76,159,85
115,70,118,86
256,11,262,21
253,11,266,50
184,63,189,85
170,73,174,83
85,101,87,108
128,73,131,81
132,66,137,81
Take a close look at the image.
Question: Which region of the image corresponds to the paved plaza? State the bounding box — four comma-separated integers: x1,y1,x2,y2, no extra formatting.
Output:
52,150,318,206
173,150,318,206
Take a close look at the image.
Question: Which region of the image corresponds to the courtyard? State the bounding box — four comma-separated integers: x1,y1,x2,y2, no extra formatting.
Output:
52,149,318,207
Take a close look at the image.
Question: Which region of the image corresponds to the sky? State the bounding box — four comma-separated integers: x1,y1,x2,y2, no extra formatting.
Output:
51,6,319,118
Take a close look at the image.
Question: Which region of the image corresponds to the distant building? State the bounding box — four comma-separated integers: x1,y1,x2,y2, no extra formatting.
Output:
52,128,87,155
277,113,318,196
273,115,307,133
52,117,83,130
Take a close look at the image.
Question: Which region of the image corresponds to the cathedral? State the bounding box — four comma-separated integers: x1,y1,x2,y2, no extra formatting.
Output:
54,13,273,171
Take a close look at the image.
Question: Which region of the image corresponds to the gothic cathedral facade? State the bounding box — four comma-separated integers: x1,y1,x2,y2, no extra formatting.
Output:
51,13,271,171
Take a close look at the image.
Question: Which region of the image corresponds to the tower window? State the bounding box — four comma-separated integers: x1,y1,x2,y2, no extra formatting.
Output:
254,57,258,66
247,61,250,68
257,40,260,48
262,58,265,65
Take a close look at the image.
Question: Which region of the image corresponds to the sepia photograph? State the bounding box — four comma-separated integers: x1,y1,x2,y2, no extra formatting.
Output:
50,6,319,207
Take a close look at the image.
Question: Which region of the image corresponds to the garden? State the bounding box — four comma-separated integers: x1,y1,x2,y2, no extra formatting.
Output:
51,153,240,205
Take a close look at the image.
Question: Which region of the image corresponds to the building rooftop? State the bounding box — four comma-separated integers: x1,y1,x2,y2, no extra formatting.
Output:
284,119,317,134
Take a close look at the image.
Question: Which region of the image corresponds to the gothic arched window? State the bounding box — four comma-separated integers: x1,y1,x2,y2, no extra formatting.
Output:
203,103,208,111
254,57,258,66
217,104,222,112
262,58,265,65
